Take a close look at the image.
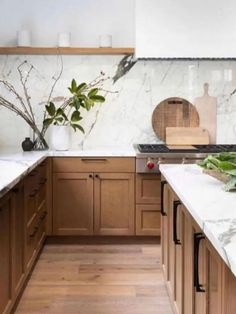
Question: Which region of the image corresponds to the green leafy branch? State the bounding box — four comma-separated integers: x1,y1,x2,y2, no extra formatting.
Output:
43,78,105,133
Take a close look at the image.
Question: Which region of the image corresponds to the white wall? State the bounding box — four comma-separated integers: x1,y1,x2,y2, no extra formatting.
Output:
0,0,135,47
136,0,236,58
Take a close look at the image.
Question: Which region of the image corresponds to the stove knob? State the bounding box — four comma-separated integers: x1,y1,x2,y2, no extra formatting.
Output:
147,161,155,170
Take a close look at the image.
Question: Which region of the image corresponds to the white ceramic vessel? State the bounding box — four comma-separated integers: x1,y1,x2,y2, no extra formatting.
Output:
50,125,70,151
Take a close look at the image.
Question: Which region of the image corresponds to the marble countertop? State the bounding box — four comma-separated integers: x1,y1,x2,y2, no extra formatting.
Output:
160,164,236,277
0,147,136,198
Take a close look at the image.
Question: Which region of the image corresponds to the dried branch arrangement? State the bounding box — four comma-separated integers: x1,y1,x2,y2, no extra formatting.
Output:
0,60,63,149
0,60,115,150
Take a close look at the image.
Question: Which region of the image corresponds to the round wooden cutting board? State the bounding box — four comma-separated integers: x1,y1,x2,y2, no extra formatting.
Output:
152,97,199,141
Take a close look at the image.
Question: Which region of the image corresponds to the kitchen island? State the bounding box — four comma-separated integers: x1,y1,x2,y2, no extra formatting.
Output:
160,164,236,314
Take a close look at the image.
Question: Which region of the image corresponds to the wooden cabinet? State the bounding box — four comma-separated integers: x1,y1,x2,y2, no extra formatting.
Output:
0,193,12,314
52,158,135,236
25,162,48,271
94,173,134,235
136,174,161,235
12,183,25,300
162,179,236,314
53,173,94,235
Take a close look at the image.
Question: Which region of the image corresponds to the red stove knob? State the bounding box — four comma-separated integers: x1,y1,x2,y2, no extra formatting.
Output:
147,161,155,170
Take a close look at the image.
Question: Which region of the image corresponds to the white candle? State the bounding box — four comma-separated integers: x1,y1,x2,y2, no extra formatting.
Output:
99,34,112,48
17,30,31,47
58,32,71,47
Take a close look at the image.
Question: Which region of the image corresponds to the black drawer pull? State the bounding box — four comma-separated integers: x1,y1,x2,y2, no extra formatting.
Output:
29,189,38,197
29,226,39,238
40,178,47,185
40,211,47,220
173,200,181,245
194,232,205,292
161,181,167,216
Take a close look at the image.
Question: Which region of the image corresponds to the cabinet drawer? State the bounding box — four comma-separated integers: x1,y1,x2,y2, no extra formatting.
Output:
136,174,161,203
136,204,161,235
53,157,135,173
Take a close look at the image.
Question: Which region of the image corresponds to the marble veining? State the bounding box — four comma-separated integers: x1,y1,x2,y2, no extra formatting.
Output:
1,56,236,150
160,164,236,277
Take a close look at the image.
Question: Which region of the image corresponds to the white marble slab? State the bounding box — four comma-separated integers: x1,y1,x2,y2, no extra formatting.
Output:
160,164,236,276
0,151,48,198
1,56,236,150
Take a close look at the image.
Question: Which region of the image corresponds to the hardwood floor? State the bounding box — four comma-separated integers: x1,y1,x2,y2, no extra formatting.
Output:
15,241,173,314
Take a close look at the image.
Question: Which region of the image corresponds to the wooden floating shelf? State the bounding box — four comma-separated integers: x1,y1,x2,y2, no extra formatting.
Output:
0,47,134,55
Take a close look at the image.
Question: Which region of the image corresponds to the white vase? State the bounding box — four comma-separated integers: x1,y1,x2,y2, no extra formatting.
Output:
50,125,70,151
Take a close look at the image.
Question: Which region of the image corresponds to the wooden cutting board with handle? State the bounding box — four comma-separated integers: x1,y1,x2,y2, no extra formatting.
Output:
152,97,199,141
166,127,210,145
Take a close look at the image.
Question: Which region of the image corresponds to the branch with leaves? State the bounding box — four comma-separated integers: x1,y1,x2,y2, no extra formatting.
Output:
43,75,106,133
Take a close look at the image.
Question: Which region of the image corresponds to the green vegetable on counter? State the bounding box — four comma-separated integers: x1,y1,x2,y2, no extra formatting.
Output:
198,152,236,191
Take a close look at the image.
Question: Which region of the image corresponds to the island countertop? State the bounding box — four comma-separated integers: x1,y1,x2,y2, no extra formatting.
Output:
160,164,236,277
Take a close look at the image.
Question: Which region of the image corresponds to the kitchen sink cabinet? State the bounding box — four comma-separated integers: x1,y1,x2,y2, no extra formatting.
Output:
52,158,135,236
135,174,161,235
162,179,236,314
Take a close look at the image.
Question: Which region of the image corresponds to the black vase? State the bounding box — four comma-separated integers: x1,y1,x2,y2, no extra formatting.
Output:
21,137,34,151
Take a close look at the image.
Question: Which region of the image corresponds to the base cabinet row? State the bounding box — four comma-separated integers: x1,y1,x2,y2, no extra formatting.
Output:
162,178,236,314
0,162,47,314
52,158,162,236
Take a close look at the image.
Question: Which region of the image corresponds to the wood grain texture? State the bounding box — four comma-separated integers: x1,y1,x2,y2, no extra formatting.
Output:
0,47,134,55
94,173,135,235
152,97,199,141
166,127,209,145
53,157,135,173
15,243,173,314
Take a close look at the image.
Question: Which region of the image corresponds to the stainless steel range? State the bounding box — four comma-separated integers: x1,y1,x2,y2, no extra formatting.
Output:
135,144,236,173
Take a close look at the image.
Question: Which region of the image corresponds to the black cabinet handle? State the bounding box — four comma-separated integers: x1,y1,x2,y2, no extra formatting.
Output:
194,232,205,292
173,200,181,245
89,174,93,178
29,189,38,197
95,174,99,178
40,211,47,220
40,178,47,185
29,226,39,238
161,181,167,216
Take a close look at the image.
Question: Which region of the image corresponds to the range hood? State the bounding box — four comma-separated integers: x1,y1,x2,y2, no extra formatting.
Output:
135,0,236,59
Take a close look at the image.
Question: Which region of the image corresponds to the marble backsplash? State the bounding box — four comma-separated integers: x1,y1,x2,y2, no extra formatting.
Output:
0,54,236,150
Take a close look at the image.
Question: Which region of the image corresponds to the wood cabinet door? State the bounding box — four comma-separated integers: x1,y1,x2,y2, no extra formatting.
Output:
136,174,161,204
161,181,169,281
174,204,184,314
183,211,206,314
12,183,25,299
0,194,12,314
136,204,161,235
94,173,135,235
167,189,176,301
205,241,222,314
53,173,93,235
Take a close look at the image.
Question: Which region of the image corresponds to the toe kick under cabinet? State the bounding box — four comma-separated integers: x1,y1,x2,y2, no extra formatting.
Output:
52,157,135,236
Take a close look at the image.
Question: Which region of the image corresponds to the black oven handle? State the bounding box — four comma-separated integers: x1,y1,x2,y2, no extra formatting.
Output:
161,180,167,216
173,200,182,245
194,232,205,292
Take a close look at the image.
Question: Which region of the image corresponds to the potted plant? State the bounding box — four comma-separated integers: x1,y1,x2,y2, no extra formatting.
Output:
43,78,105,150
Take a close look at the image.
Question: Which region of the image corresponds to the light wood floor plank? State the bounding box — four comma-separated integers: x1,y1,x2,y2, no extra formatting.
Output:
15,243,173,314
